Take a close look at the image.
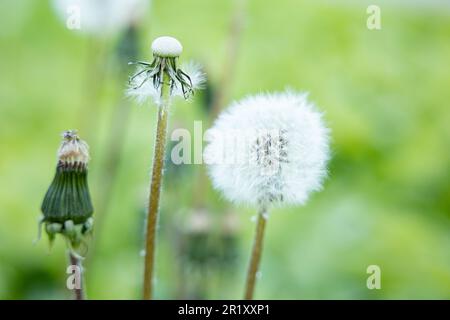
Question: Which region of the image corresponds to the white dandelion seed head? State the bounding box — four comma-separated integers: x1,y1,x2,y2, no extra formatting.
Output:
204,91,330,208
151,36,183,58
52,0,149,37
126,61,206,105
58,130,90,164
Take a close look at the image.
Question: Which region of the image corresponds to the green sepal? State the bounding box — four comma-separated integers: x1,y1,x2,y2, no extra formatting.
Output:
41,162,93,224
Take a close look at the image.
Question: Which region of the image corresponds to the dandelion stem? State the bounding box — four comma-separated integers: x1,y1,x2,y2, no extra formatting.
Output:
143,70,171,300
80,38,107,141
210,0,246,118
87,96,132,263
68,252,85,300
244,208,267,299
193,0,246,208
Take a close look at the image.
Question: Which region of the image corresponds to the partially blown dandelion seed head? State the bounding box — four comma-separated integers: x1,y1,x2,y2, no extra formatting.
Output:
127,36,204,105
204,91,330,208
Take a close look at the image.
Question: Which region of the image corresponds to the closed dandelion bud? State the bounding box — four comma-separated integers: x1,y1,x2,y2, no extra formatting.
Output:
39,130,94,252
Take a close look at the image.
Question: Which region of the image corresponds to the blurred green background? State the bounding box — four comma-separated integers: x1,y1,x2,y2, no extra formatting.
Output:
0,0,449,299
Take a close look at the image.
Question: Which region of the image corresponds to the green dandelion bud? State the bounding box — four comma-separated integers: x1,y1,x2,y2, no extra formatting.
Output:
39,130,94,253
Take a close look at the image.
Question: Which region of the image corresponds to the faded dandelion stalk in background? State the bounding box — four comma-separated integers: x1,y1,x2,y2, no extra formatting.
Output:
175,0,246,298
173,208,240,299
90,22,142,256
210,0,247,118
127,36,204,299
192,0,247,208
204,91,330,299
38,130,94,300
52,0,150,140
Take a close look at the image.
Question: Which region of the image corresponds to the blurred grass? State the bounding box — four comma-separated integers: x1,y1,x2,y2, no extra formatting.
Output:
0,0,449,299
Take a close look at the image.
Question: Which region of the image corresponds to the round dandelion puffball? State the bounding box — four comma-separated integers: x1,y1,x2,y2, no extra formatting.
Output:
204,91,330,207
151,36,183,57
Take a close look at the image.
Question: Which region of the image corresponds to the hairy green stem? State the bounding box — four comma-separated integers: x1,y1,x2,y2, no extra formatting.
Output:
143,70,171,300
244,208,267,300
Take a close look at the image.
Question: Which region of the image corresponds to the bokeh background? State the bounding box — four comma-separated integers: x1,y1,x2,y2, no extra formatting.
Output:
0,0,449,299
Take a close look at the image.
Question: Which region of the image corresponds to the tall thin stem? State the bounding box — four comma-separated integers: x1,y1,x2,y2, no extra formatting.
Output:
210,0,246,118
193,0,246,208
244,208,267,299
68,252,85,300
79,38,107,141
143,70,171,300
